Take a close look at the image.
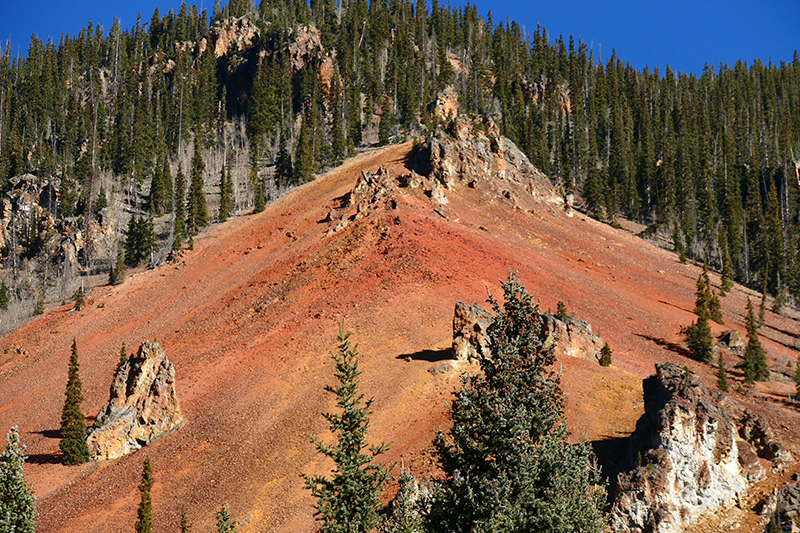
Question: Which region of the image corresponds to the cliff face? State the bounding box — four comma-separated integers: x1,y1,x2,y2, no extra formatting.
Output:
611,363,762,533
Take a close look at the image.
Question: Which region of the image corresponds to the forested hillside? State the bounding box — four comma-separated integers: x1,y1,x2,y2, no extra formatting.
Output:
0,0,798,316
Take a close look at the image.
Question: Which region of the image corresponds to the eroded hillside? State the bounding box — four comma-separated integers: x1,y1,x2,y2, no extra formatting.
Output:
1,141,799,532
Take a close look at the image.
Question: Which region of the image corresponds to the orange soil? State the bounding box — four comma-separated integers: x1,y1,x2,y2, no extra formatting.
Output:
1,142,799,532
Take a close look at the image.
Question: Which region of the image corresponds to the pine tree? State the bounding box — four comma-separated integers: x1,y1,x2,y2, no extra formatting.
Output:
186,141,208,235
216,503,236,533
173,163,187,251
599,342,612,367
687,264,715,363
135,457,154,533
180,504,192,533
0,427,38,533
431,273,607,532
60,339,90,465
737,297,769,384
0,281,9,311
794,355,800,400
275,131,294,188
302,322,392,533
109,244,126,285
717,352,729,392
125,216,157,266
218,162,234,222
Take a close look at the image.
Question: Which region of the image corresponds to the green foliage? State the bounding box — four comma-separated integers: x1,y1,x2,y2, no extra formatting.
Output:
0,281,9,311
60,339,89,465
430,273,607,532
173,163,187,252
216,503,236,533
118,342,128,370
382,469,424,533
109,244,126,285
794,355,800,400
135,457,154,533
72,286,86,311
180,504,192,533
33,297,44,316
686,317,714,363
275,131,294,188
218,162,234,222
717,353,729,392
737,297,769,384
302,322,392,533
125,216,157,267
187,142,209,235
556,300,569,319
0,427,38,533
694,263,722,324
599,342,612,367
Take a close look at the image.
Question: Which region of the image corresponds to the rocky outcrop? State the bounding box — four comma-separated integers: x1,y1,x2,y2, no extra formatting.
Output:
416,112,555,202
718,330,745,356
452,302,493,362
541,313,604,363
738,413,792,465
763,483,800,533
211,16,260,58
87,341,185,460
451,303,604,364
610,363,760,533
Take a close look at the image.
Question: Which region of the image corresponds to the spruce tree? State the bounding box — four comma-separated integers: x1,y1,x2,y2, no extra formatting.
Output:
218,162,234,222
599,342,612,367
431,273,606,532
135,457,154,533
275,131,294,188
0,427,38,533
60,339,90,465
216,503,236,533
0,281,9,311
737,297,769,384
794,355,800,400
302,322,392,533
173,163,187,251
180,504,192,533
717,353,729,392
109,244,126,285
687,265,715,363
187,141,208,235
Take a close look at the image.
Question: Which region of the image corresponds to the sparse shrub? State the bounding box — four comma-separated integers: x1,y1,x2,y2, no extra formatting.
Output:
556,300,569,319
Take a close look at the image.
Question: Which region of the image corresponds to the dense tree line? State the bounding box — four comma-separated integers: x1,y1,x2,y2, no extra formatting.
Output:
0,0,798,303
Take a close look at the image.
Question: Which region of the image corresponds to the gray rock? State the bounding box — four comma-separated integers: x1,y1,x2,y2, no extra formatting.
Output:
452,302,492,363
87,341,185,460
541,313,604,362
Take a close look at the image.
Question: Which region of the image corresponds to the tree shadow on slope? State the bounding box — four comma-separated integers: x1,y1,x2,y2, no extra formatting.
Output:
636,334,692,359
27,452,62,464
396,348,452,362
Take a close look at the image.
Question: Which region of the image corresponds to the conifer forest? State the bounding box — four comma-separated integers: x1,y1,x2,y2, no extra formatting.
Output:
0,0,799,314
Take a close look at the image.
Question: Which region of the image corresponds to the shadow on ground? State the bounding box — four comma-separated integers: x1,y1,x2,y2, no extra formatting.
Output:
396,348,452,362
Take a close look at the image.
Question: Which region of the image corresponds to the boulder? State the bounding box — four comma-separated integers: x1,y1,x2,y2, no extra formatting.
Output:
87,341,185,460
610,363,756,533
738,413,792,465
452,302,492,363
764,484,800,532
718,330,745,356
541,313,604,362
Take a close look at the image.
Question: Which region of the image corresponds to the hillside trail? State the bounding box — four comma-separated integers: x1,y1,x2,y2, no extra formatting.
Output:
1,141,798,532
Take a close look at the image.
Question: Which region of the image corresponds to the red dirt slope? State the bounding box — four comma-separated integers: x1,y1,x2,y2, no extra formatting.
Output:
1,141,798,532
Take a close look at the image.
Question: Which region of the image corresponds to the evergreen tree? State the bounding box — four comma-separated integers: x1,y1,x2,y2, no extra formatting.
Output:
795,355,800,400
173,163,187,251
599,342,612,367
180,503,192,533
218,162,234,222
383,469,424,533
216,503,236,533
717,353,729,392
135,457,154,533
687,265,716,363
302,322,392,533
109,244,126,285
737,297,769,384
0,427,38,533
378,97,392,146
275,131,294,188
118,342,128,370
60,339,90,465
186,142,208,235
125,216,157,266
0,281,9,311
431,273,606,532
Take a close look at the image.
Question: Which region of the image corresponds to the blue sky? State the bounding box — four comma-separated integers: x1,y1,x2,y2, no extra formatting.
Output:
1,0,798,74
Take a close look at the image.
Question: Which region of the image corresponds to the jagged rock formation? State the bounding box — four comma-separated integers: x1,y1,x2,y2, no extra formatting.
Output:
739,413,792,465
451,302,603,364
211,16,260,58
763,483,800,532
610,363,763,533
86,341,185,460
452,302,493,362
541,313,604,363
415,111,555,202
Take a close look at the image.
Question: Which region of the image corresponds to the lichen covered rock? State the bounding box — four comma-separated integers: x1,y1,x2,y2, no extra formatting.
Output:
87,341,185,460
